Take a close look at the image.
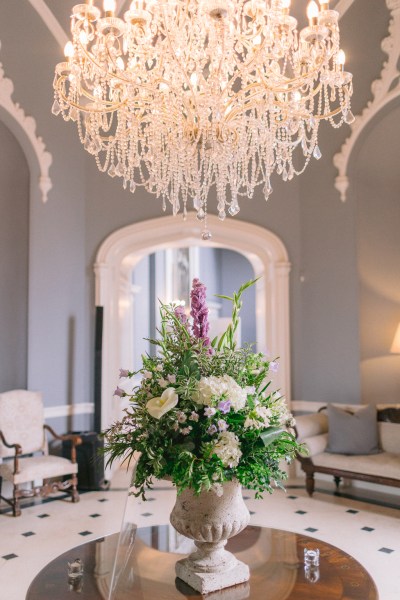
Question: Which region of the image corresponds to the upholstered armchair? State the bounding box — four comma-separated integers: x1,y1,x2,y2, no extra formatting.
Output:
0,390,82,516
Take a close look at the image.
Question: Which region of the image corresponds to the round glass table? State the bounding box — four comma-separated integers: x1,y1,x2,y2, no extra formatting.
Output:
26,525,378,599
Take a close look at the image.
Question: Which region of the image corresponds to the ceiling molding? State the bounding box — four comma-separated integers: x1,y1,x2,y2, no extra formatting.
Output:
334,0,400,201
0,48,52,203
334,0,355,18
27,0,68,49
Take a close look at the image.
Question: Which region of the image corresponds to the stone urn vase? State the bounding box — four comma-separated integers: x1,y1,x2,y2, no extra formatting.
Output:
169,479,250,593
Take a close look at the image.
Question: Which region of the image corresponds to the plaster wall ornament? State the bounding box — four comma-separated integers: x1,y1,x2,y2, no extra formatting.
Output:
0,45,52,203
334,0,400,201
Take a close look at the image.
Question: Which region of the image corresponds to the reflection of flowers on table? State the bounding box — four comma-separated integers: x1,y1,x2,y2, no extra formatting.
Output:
104,278,303,499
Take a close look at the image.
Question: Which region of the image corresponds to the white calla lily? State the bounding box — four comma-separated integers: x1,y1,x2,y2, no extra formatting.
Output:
146,387,179,419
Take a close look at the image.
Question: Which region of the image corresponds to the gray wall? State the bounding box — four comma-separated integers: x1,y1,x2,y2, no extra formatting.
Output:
355,104,400,405
0,1,89,430
0,121,29,391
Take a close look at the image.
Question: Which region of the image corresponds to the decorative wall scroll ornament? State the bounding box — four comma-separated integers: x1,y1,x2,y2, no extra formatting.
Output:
53,0,353,236
334,0,400,201
0,43,52,203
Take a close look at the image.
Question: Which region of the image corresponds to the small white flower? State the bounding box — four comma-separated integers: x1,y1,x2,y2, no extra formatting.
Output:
158,378,168,388
177,411,187,423
189,411,199,422
181,426,192,436
146,388,179,419
167,374,176,384
156,364,163,372
143,370,152,380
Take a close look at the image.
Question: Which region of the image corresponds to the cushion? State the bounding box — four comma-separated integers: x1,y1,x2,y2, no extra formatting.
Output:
312,451,400,480
379,422,400,454
326,404,380,455
0,455,78,484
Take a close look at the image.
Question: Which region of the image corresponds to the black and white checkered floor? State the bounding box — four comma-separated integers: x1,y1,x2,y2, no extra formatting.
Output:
1,471,399,599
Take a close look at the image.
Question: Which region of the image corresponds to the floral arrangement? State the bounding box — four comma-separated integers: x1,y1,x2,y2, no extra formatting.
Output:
104,278,303,499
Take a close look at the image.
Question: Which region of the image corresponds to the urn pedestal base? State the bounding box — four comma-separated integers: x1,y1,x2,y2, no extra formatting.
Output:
175,555,250,594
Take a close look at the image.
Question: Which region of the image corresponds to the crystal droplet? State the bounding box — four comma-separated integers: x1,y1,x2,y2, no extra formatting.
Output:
228,204,240,217
70,107,79,122
288,164,294,180
123,178,127,190
313,145,322,160
263,179,273,199
344,109,355,124
108,164,116,177
51,99,61,116
282,167,288,182
193,197,200,211
201,230,212,241
197,208,206,221
93,137,102,153
183,208,187,221
115,162,124,177
218,210,226,220
130,181,136,194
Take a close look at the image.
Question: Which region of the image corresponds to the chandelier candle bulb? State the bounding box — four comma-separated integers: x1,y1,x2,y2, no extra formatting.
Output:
307,1,319,25
103,0,115,16
337,49,346,71
53,0,353,235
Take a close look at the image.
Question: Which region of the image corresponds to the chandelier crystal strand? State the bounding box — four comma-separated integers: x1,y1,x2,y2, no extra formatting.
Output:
53,0,353,234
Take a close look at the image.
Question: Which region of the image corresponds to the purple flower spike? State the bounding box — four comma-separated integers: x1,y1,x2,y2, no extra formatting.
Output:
114,386,125,398
119,368,130,378
190,278,211,351
218,399,231,414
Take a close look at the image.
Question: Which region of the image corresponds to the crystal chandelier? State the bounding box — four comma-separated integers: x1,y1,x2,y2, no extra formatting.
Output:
53,0,353,238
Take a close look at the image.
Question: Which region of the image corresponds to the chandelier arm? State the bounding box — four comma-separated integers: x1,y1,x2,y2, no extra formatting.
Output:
55,77,127,113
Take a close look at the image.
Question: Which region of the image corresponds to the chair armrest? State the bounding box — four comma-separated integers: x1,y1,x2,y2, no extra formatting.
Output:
43,426,82,464
0,430,22,474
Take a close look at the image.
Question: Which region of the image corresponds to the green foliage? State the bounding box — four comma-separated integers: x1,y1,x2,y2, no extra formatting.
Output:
103,278,303,499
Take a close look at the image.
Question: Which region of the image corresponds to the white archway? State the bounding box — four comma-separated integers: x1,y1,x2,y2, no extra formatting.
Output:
95,214,291,431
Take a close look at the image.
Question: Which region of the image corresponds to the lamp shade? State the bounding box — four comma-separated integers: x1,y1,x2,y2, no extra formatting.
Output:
390,323,400,354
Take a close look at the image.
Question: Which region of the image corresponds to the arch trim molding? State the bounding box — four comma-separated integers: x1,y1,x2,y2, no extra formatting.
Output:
95,214,291,431
0,51,52,203
334,0,400,202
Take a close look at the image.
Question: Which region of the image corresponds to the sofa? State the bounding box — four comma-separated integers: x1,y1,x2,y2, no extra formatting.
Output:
295,404,400,496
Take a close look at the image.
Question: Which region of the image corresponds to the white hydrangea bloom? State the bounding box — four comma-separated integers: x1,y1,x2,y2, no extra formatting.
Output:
213,431,242,468
195,374,247,411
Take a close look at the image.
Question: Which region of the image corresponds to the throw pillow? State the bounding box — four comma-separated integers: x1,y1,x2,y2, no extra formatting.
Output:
326,404,380,455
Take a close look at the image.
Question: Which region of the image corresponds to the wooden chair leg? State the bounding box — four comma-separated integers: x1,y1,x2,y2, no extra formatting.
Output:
13,484,21,517
71,474,79,503
306,473,315,497
334,476,342,492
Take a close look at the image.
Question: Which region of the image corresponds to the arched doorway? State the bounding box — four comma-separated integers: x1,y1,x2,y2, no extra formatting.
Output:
95,214,291,431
